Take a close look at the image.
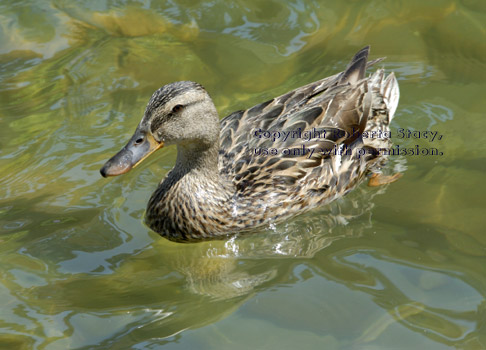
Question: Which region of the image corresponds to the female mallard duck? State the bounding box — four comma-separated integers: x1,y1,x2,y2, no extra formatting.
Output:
100,46,400,241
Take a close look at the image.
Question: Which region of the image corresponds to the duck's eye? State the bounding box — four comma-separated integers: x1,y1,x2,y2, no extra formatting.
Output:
172,104,184,113
134,137,144,145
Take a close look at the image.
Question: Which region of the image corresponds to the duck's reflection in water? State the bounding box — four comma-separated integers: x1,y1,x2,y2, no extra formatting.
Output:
159,183,384,300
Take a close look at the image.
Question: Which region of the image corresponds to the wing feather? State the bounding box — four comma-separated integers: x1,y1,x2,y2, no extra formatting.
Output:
218,47,398,199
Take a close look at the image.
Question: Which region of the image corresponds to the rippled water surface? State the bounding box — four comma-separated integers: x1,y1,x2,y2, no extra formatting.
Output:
1,0,485,349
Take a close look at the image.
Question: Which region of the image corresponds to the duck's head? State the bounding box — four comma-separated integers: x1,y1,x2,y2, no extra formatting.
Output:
100,81,219,177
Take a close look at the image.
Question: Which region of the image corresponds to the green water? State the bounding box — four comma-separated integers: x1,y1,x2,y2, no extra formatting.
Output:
1,0,485,349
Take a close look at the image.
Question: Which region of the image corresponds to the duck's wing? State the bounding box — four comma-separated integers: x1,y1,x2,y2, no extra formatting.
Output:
218,47,397,197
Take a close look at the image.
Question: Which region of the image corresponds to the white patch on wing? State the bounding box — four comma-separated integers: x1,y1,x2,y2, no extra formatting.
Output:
333,145,343,173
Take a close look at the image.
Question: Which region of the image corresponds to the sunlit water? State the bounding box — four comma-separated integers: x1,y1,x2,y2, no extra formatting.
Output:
1,0,485,349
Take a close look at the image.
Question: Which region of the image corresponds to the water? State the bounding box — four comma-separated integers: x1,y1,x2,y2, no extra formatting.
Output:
1,0,485,349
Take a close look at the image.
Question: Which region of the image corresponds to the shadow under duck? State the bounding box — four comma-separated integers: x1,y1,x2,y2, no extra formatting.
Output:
100,46,400,241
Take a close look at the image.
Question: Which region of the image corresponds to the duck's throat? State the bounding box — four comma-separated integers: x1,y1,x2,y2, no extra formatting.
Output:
174,141,220,176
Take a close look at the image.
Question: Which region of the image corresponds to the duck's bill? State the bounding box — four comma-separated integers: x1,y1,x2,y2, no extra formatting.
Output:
100,132,164,177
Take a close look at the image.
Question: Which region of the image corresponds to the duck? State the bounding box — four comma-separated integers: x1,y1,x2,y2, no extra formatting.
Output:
100,46,400,241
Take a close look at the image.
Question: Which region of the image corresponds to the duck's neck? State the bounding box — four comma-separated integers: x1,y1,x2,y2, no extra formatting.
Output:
173,140,220,178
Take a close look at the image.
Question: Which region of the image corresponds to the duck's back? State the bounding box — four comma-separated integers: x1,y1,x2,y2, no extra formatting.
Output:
218,46,399,213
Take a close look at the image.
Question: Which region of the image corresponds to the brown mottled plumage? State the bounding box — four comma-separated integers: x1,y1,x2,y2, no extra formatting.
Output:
100,46,400,241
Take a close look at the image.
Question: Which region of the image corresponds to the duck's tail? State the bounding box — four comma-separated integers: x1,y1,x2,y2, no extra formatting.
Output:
369,69,400,125
340,46,399,124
